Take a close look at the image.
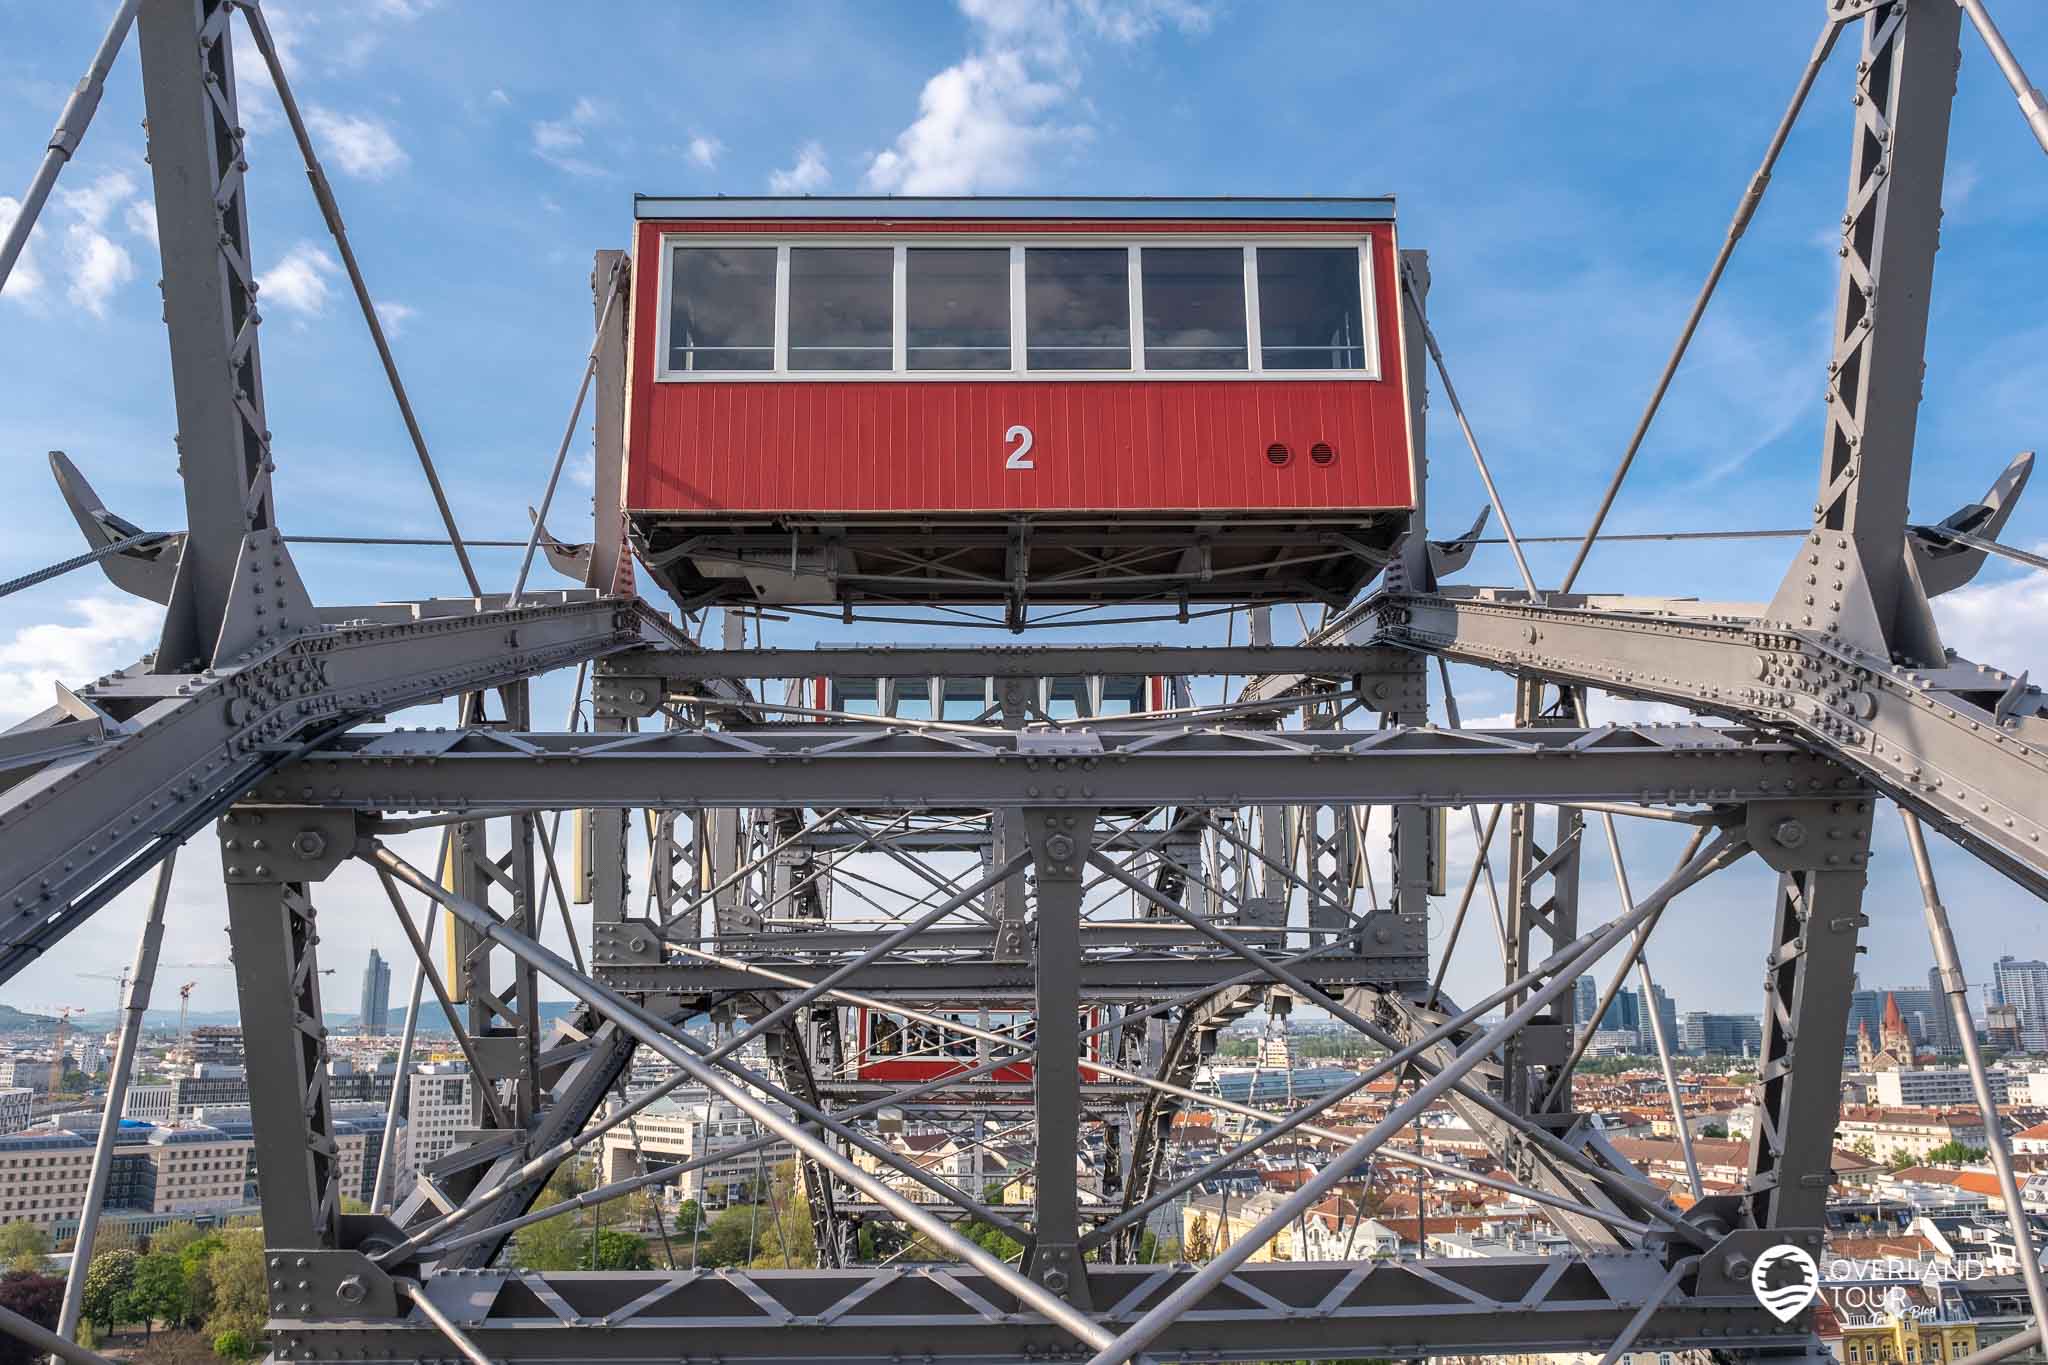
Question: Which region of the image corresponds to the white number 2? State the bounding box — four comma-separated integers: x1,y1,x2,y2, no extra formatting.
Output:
1004,424,1035,471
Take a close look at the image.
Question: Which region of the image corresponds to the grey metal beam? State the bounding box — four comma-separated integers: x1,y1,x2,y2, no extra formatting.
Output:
136,0,280,667
1025,808,1098,1304
0,594,655,983
270,1257,1806,1363
1375,588,2048,898
595,953,1412,998
1785,0,1960,657
1743,800,1873,1231
255,723,1855,811
599,642,1418,682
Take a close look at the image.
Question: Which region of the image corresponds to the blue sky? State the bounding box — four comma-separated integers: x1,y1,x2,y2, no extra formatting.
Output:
1,0,2045,1021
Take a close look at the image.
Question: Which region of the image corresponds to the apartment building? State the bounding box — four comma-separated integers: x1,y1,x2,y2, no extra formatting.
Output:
1836,1105,1990,1163
1872,1067,2012,1108
403,1063,475,1178
147,1121,258,1215
595,1090,795,1209
0,1089,33,1135
0,1057,54,1093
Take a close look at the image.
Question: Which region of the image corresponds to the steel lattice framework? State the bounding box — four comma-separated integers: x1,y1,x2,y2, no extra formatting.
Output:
3,2,2047,1364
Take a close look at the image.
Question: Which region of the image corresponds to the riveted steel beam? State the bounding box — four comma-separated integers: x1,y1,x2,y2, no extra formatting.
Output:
1376,588,2048,898
253,723,1856,812
0,594,658,985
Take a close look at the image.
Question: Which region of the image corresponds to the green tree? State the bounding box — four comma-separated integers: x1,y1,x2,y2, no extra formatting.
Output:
211,1325,257,1360
126,1250,190,1336
146,1222,206,1259
748,1163,817,1269
200,1226,269,1349
0,1223,49,1274
698,1205,770,1268
1700,1122,1728,1139
512,1213,586,1272
175,1232,225,1326
1925,1140,1988,1165
80,1247,137,1332
587,1228,652,1271
673,1199,704,1234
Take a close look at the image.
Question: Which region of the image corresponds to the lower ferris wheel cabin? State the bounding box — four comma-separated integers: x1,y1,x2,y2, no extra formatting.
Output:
620,196,1418,619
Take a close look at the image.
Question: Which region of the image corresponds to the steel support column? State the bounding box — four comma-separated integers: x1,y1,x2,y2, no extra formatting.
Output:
1025,806,1100,1304
135,0,286,668
1743,800,1874,1231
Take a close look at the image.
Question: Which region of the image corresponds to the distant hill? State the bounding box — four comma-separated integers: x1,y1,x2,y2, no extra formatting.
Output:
0,1003,57,1032
323,999,589,1035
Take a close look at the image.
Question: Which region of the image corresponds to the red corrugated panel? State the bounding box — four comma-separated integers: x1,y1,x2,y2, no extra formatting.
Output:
624,218,1414,515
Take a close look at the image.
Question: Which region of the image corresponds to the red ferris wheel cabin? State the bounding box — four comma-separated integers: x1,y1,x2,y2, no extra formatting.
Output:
622,196,1417,619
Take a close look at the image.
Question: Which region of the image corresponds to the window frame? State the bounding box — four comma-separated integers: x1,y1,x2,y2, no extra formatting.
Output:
654,232,1380,383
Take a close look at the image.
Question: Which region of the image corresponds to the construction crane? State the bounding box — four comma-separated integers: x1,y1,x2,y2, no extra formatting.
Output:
80,969,129,1015
176,982,197,1059
49,1006,85,1088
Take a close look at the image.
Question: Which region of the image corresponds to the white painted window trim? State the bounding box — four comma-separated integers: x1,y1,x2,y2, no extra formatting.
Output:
653,232,1380,384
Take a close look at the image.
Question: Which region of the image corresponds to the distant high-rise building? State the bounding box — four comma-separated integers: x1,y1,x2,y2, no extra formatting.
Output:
1573,976,1597,1030
1599,989,1641,1042
1993,957,2048,1053
359,949,392,1036
1678,1011,1762,1057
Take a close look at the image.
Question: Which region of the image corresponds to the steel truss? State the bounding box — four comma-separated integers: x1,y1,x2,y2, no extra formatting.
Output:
4,2,2047,1364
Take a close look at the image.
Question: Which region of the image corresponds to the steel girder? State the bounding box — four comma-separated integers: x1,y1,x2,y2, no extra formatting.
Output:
249,721,1861,812
1374,587,2048,897
264,1255,1810,1364
0,592,659,984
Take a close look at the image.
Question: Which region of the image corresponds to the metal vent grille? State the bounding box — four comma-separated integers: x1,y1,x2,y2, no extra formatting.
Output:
1265,443,1292,467
1310,442,1336,465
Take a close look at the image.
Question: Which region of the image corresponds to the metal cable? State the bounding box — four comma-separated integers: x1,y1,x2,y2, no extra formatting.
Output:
1559,15,1845,592
235,0,482,595
0,529,168,600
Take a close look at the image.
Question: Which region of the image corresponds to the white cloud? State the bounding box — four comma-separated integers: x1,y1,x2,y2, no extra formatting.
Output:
375,299,416,337
488,88,512,107
371,0,441,17
769,141,830,194
5,173,148,316
1943,160,1981,219
1072,0,1216,42
532,97,613,176
64,224,134,317
306,107,409,179
0,595,162,726
258,241,340,316
1933,550,2048,680
124,199,157,246
56,171,137,230
687,134,724,169
863,0,1211,194
0,196,46,305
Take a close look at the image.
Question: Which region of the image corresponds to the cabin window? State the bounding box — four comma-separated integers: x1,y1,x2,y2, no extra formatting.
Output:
1025,248,1131,370
908,248,1011,370
1257,246,1367,370
941,677,991,721
668,246,776,371
889,678,934,720
833,679,883,716
789,247,893,370
1046,676,1092,720
1098,675,1146,716
1141,247,1248,370
662,235,1375,378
